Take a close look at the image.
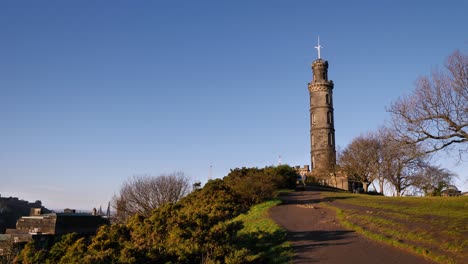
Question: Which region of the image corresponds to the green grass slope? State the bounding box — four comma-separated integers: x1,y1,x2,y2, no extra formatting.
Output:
321,192,468,264
232,199,293,264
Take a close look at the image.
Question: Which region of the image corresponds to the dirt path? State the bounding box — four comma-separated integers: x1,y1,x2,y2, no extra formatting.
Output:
269,188,435,264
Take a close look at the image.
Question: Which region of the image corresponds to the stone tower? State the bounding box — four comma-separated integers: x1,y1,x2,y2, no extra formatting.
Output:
308,58,336,172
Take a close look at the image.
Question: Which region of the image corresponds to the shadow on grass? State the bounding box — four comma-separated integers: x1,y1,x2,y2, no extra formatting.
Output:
236,229,355,263
235,229,293,264
234,226,356,263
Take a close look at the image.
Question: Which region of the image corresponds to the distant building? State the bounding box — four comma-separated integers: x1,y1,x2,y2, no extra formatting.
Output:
440,186,462,196
0,196,50,234
6,207,108,238
0,207,109,254
294,165,310,177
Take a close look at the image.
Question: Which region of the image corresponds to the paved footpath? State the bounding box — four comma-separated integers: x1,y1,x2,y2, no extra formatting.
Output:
269,188,435,264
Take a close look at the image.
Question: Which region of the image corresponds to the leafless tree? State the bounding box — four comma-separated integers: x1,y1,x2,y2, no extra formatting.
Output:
112,172,192,223
412,164,457,196
389,50,468,158
338,133,380,192
378,128,428,196
339,128,431,196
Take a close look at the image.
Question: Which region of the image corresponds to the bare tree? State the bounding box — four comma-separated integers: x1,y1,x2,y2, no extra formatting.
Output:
339,128,430,196
412,164,457,196
378,128,428,196
112,172,192,223
389,50,468,158
339,134,380,192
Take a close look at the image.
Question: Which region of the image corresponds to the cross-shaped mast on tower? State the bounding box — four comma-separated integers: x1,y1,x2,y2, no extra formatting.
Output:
314,36,322,59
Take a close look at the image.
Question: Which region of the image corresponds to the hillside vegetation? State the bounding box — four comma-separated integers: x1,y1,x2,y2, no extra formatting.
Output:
321,192,468,264
14,166,296,264
232,199,292,263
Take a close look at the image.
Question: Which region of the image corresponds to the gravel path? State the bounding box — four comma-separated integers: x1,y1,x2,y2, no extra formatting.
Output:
269,188,435,264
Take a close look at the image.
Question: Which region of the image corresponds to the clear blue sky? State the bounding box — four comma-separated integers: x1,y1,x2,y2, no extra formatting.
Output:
1,1,467,209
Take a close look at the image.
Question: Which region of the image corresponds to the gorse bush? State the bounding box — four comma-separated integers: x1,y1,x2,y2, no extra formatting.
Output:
15,165,298,264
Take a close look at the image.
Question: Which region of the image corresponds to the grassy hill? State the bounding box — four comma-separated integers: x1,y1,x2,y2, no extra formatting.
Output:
320,192,468,264
232,199,293,263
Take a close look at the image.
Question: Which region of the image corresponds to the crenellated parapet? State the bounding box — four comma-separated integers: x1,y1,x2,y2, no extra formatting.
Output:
312,59,330,82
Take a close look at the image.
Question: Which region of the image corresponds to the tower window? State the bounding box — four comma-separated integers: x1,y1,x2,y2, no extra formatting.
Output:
312,135,315,146
312,156,315,168
328,133,333,146
312,113,316,125
327,111,332,124
326,94,330,104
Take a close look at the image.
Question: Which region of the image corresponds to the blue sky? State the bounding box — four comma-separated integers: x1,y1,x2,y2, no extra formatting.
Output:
1,1,467,209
